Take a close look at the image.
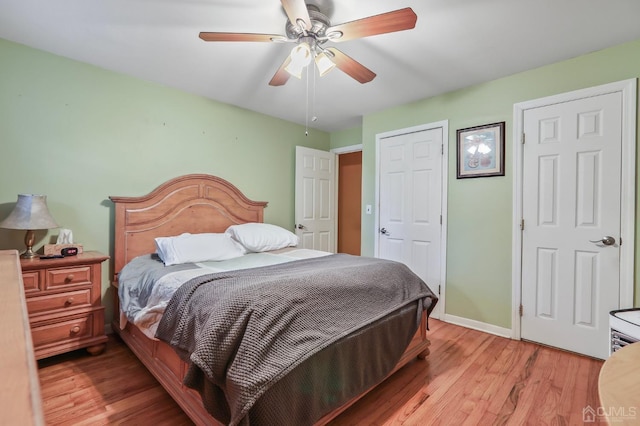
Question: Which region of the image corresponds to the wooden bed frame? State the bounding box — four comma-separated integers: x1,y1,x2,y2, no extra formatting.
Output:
109,174,431,425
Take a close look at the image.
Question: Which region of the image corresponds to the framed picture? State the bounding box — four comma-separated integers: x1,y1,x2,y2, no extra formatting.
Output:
456,122,505,179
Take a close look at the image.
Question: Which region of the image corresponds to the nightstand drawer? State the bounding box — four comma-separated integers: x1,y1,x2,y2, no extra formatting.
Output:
46,266,91,290
21,270,40,293
26,289,92,316
20,251,109,359
30,313,93,347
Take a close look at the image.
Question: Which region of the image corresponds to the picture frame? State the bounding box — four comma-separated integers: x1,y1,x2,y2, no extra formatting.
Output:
456,122,505,179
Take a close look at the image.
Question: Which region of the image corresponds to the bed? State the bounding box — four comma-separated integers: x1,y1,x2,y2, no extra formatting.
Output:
109,174,437,426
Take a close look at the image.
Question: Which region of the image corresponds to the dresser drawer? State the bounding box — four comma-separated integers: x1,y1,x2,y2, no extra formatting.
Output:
46,266,91,290
30,313,93,347
26,289,92,316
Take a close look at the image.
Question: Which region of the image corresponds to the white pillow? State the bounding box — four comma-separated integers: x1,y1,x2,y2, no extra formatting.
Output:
155,233,246,266
225,223,299,252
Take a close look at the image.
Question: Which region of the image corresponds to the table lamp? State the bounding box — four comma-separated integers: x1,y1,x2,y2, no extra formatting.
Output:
0,194,59,258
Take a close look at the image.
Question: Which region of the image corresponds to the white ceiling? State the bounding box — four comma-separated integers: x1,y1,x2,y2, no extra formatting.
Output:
1,0,640,132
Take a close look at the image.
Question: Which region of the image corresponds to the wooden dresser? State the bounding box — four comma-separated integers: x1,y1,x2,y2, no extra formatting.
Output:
0,249,45,426
20,251,109,360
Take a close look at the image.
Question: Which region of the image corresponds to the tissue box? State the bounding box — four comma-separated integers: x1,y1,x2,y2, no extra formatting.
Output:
43,244,84,256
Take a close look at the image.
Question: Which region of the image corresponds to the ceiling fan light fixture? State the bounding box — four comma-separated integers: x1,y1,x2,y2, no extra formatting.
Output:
284,60,305,79
291,42,312,65
285,42,312,78
314,51,335,77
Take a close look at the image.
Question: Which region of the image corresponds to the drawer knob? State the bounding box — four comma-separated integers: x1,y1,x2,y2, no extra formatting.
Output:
65,274,75,282
65,297,74,306
70,325,81,334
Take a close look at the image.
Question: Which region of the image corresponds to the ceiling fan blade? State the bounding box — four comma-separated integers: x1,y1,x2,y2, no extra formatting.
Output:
326,48,376,84
326,7,417,42
199,32,284,42
281,0,311,31
269,56,292,86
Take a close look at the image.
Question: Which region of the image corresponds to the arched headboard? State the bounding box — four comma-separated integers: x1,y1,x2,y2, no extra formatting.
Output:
109,174,267,279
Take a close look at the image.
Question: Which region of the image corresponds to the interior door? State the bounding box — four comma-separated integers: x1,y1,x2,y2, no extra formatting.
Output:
521,92,623,359
378,127,443,316
295,146,336,252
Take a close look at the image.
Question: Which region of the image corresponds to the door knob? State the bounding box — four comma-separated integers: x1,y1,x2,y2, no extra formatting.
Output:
589,236,615,246
380,227,390,235
296,224,306,230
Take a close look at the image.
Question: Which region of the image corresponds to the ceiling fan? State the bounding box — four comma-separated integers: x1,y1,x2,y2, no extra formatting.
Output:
199,0,417,86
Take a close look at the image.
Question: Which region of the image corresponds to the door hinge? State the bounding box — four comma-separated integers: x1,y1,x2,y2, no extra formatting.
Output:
519,304,523,317
522,134,526,144
440,214,443,225
441,144,444,155
438,285,441,295
520,219,525,231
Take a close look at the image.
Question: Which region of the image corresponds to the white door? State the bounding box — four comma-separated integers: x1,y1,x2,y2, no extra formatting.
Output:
377,127,444,317
521,92,623,359
295,146,336,252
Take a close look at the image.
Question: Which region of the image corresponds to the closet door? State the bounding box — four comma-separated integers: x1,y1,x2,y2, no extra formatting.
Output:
378,127,443,315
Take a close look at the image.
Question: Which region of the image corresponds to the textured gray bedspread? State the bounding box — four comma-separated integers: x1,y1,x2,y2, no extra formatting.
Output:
156,253,437,425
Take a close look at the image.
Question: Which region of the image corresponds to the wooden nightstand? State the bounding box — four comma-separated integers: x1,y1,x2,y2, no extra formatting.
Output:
20,251,109,360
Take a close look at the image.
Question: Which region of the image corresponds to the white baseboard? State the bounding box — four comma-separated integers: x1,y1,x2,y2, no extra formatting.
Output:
442,314,513,339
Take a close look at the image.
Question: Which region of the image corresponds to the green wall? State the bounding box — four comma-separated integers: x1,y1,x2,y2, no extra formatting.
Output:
330,126,362,150
3,35,639,333
0,38,329,323
357,38,640,328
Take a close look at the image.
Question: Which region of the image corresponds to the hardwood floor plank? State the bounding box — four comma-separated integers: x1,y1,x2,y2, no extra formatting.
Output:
485,340,537,418
454,337,515,424
535,350,566,424
38,335,193,426
403,330,496,422
37,319,605,425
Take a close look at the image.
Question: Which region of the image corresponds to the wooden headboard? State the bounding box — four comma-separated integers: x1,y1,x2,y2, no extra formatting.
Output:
109,174,267,279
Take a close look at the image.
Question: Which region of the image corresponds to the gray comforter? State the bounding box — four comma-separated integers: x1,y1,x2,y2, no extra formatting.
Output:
156,253,437,425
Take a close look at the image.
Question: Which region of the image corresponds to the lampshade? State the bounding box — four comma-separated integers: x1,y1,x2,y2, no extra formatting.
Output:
285,42,312,79
0,194,58,258
314,51,336,77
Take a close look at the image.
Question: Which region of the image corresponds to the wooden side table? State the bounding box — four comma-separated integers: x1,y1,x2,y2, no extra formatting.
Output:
598,342,640,424
20,251,109,360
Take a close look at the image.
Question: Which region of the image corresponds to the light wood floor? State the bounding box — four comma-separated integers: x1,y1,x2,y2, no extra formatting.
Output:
37,319,605,425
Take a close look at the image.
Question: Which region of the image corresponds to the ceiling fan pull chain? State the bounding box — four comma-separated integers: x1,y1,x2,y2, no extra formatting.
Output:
312,64,318,123
305,64,309,136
